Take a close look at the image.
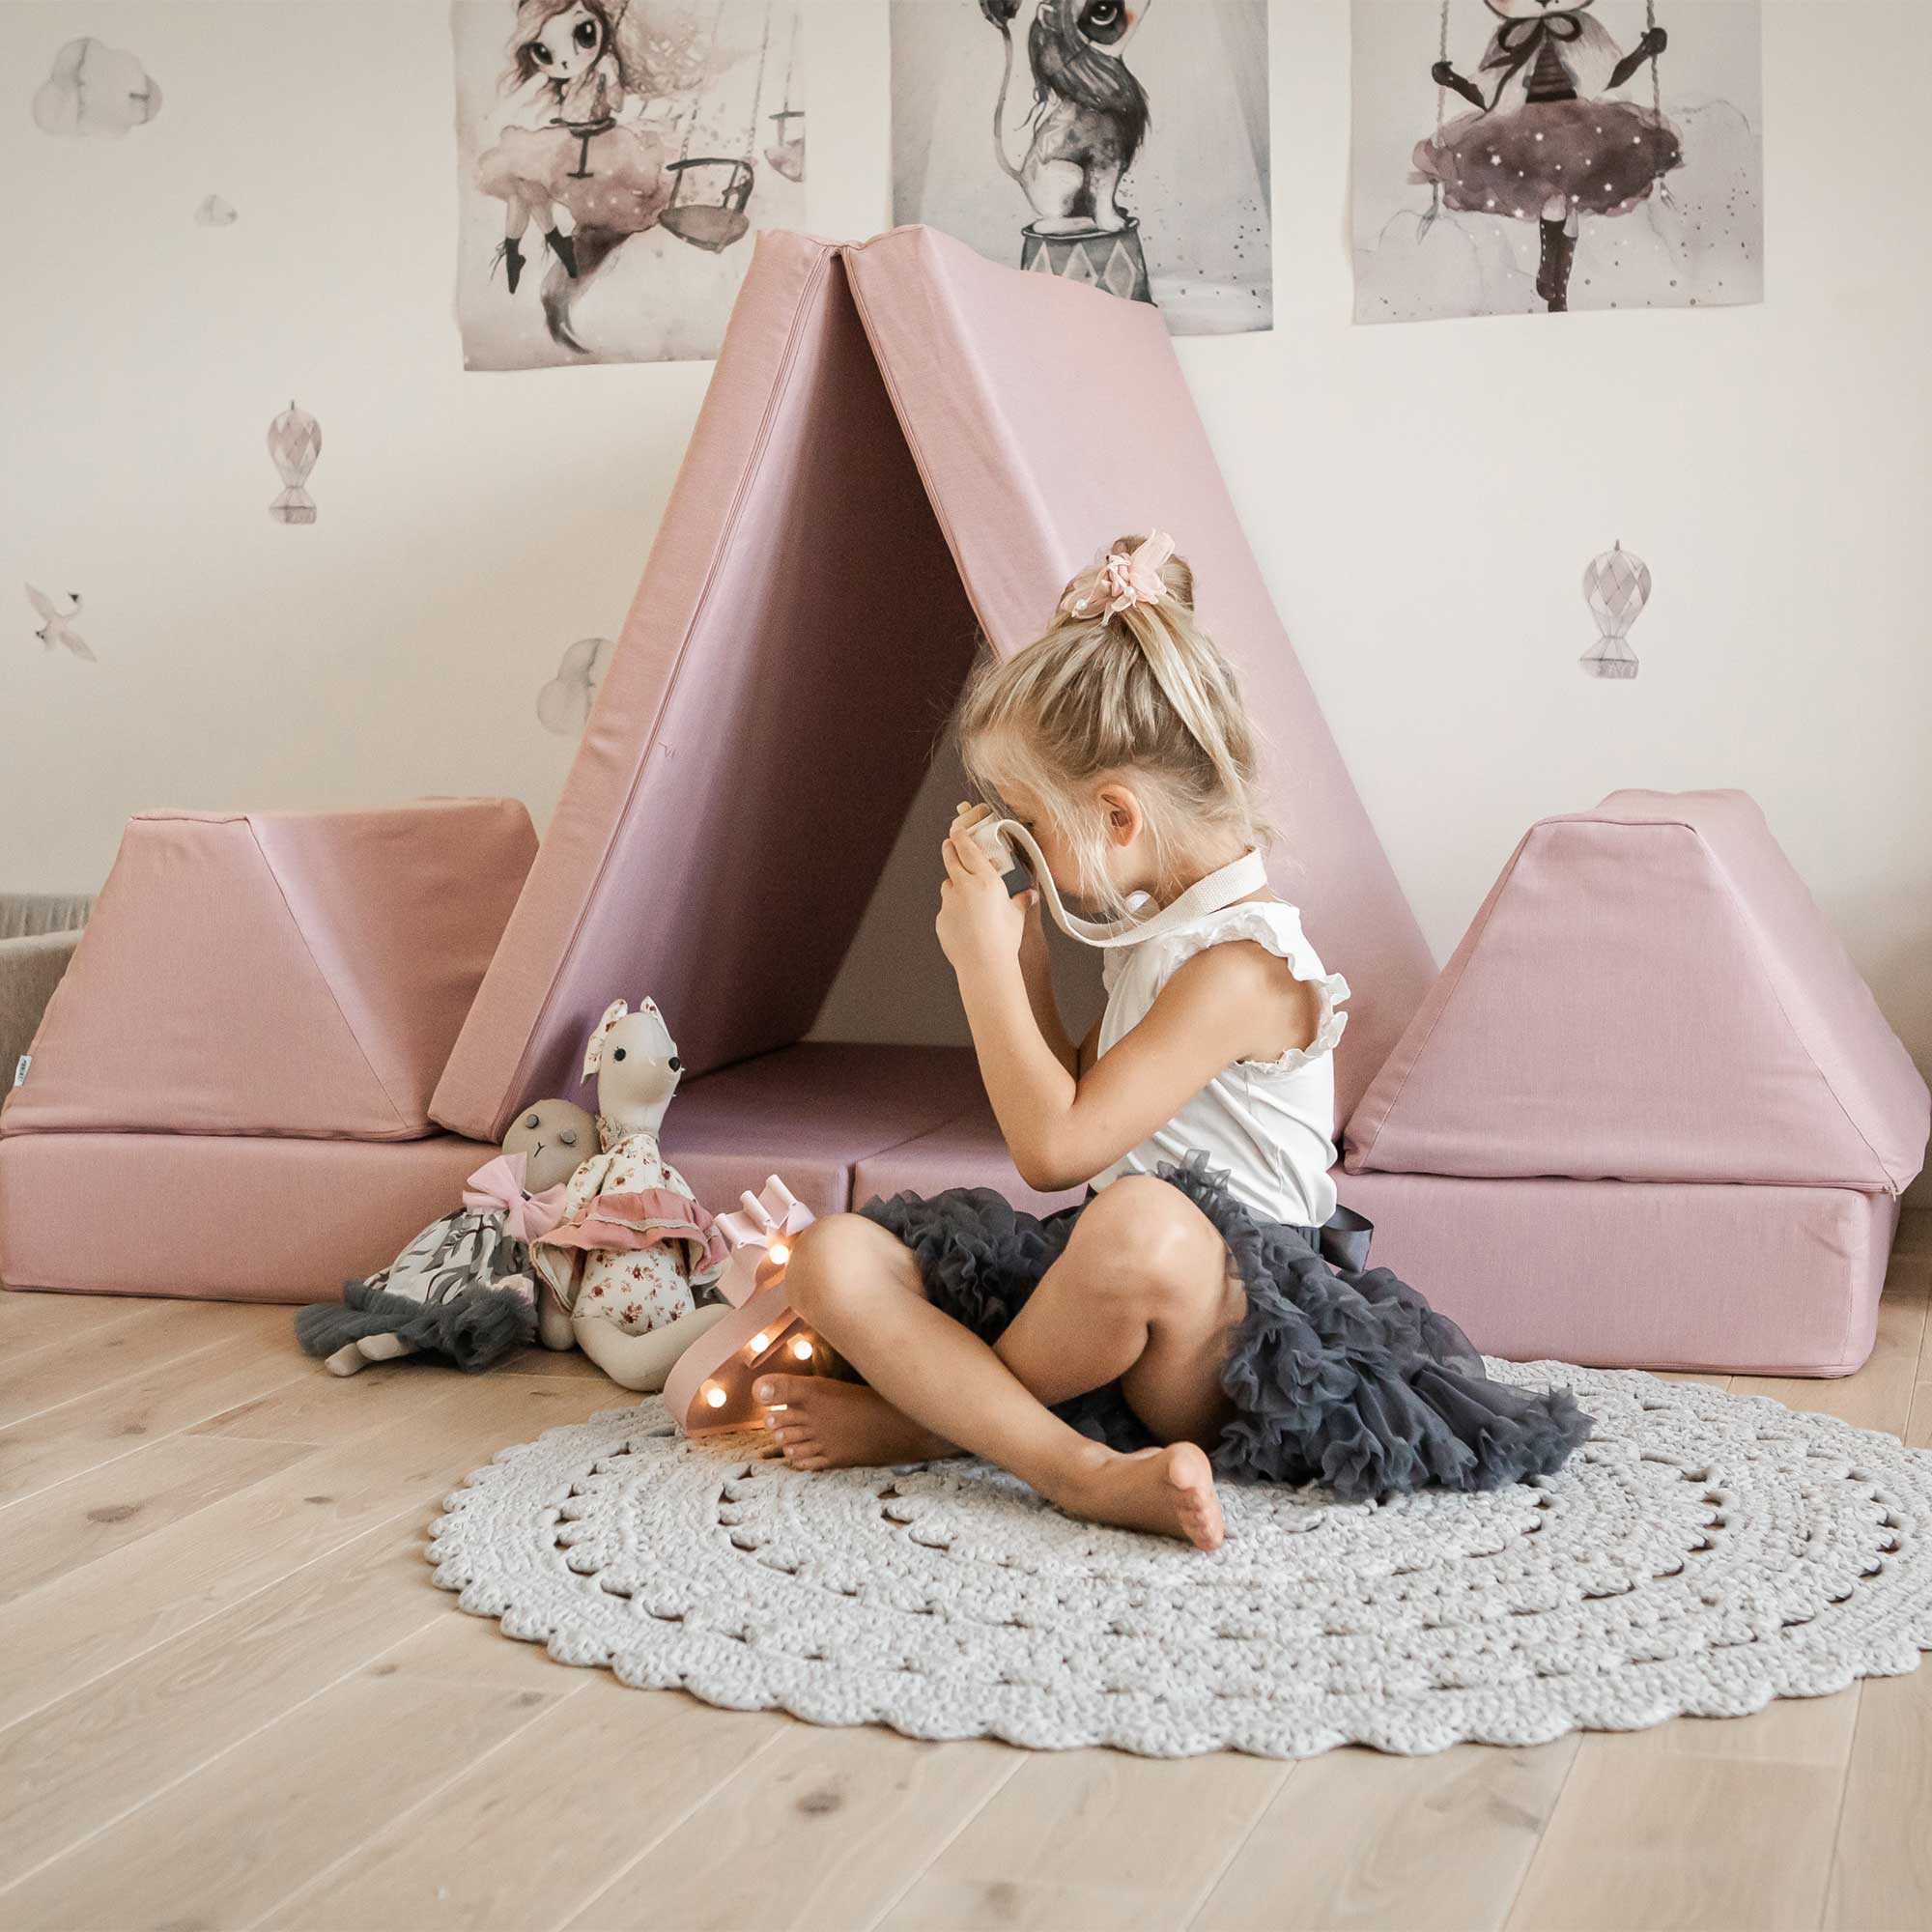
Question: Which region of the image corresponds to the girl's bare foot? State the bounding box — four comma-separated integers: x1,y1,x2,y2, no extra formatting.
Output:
753,1379,1223,1550
754,1375,954,1470
1051,1441,1225,1551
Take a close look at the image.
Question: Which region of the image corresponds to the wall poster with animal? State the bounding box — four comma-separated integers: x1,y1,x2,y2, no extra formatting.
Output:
891,1,1271,335
450,0,806,368
1352,0,1762,324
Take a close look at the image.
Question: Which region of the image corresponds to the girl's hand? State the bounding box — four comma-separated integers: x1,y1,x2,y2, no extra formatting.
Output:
937,808,1034,979
949,799,995,838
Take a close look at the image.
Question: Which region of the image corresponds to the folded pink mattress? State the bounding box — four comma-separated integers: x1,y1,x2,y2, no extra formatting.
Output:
0,1044,990,1303
430,227,1435,1150
1336,1169,1896,1377
1325,790,1927,1375
662,1042,992,1220
429,237,989,1144
0,1131,494,1301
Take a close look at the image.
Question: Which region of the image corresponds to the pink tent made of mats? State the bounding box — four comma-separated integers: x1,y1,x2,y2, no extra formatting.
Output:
3,227,1923,1376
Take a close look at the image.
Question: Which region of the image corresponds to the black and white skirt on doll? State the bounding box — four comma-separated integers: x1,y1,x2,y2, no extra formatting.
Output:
294,1205,538,1374
856,1149,1592,1501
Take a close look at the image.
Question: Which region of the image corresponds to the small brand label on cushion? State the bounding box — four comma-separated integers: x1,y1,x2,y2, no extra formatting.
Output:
12,1055,28,1088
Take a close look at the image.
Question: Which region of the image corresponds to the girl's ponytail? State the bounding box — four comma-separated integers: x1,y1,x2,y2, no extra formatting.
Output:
1114,596,1260,847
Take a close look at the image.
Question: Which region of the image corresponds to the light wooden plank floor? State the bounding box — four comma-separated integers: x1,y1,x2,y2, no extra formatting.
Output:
2,1212,1927,1932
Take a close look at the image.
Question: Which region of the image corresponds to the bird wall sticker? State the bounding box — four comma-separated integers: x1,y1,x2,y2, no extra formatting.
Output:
26,587,95,663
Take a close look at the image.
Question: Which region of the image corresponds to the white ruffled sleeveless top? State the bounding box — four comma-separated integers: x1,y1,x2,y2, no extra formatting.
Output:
1089,897,1351,1228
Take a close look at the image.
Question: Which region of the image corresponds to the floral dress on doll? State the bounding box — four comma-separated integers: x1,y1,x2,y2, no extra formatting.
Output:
858,895,1592,1502
533,1117,727,1337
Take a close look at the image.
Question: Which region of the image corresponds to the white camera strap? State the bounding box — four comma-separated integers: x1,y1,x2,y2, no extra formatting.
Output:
984,818,1270,950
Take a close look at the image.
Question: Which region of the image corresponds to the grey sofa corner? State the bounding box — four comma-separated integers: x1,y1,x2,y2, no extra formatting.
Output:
1,895,94,1081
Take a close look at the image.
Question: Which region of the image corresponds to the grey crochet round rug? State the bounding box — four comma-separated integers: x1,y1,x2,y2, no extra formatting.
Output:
428,1363,1932,1758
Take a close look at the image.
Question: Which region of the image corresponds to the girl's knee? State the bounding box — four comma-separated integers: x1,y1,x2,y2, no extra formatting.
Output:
1072,1179,1226,1318
784,1212,907,1325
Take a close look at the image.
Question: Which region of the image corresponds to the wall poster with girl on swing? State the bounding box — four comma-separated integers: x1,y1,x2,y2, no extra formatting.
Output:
1350,0,1762,325
449,0,806,368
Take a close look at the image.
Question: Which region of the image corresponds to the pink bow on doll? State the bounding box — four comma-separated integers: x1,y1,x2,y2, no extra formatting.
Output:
464,1152,570,1246
1066,529,1176,620
711,1176,815,1309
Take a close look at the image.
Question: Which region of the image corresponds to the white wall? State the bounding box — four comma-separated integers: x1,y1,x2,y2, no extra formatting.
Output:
6,4,1928,1153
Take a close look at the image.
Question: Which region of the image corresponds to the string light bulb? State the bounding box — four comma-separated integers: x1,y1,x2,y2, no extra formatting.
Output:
790,1335,813,1361
702,1382,726,1408
748,1331,770,1353
768,1240,790,1266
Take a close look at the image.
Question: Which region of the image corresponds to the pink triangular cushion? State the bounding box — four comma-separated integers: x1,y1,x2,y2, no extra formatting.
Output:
429,235,981,1143
1344,791,1928,1193
249,805,532,1126
2,803,532,1141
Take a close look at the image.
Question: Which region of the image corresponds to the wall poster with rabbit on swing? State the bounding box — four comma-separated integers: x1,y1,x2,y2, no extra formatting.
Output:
1351,0,1762,324
449,0,806,368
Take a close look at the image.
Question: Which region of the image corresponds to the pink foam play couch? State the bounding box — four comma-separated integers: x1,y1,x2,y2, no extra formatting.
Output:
2,228,1923,1377
1337,788,1927,1375
0,802,539,1298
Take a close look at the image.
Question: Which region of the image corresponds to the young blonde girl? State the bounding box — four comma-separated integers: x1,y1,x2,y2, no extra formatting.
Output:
753,532,1589,1548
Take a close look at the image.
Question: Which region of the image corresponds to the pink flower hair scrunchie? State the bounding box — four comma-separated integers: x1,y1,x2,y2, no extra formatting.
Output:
1065,529,1176,620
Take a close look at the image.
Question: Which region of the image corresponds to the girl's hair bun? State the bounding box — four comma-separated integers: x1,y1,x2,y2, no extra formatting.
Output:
1058,532,1194,623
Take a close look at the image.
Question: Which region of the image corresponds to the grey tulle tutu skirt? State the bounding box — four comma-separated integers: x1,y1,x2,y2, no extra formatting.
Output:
856,1150,1591,1503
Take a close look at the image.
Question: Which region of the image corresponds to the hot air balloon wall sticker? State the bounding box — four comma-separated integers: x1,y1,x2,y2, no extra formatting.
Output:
267,401,322,526
1579,540,1652,681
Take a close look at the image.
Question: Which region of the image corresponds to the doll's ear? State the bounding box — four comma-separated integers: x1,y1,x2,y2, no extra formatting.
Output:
582,999,629,1081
